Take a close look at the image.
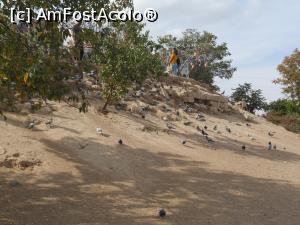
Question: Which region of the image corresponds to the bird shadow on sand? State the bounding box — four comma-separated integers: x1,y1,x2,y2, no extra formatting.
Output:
1,135,300,225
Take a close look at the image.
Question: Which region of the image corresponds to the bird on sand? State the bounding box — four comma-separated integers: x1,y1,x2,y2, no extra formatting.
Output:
45,118,53,128
226,127,232,133
166,123,176,130
96,128,103,135
118,139,123,145
204,125,208,130
27,120,36,129
197,126,201,132
201,130,208,136
159,209,166,218
213,125,218,131
182,139,187,145
268,132,274,137
242,145,246,151
206,136,215,143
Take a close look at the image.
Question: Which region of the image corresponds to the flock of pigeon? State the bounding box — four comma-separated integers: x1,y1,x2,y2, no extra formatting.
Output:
165,113,278,152
23,111,279,220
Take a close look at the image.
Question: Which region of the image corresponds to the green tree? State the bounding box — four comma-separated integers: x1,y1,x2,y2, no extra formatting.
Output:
159,29,236,89
267,99,299,115
231,83,267,113
90,22,163,111
1,0,162,114
0,0,111,112
274,49,300,103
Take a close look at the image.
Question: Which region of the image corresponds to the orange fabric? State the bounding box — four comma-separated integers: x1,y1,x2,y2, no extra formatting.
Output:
169,53,177,64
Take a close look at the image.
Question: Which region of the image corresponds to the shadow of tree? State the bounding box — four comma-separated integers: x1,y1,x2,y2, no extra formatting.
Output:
1,136,300,225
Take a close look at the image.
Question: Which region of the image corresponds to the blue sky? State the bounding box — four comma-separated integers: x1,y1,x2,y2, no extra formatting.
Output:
134,0,300,102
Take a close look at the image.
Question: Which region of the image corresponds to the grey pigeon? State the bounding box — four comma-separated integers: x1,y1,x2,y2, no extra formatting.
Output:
28,122,35,129
206,136,214,143
196,114,205,120
226,127,232,133
197,126,201,132
45,118,53,127
166,123,176,130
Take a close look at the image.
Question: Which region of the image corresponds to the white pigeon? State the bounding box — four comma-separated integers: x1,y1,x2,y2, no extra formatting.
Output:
96,128,103,135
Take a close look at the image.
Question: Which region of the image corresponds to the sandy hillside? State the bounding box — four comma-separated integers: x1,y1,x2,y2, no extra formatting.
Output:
1,77,300,225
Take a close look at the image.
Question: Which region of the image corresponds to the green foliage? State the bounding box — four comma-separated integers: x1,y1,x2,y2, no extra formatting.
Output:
0,0,163,113
266,98,300,134
267,99,299,116
231,83,267,113
89,21,163,111
158,29,236,88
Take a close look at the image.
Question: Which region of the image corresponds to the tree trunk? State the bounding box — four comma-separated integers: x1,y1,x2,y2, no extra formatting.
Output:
102,91,112,112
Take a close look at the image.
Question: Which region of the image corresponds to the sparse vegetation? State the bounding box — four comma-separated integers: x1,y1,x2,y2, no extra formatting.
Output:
231,83,267,113
266,49,300,133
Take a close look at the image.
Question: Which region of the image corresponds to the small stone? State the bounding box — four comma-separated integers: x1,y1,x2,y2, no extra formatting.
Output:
12,153,20,158
9,180,20,188
183,121,193,126
0,146,6,155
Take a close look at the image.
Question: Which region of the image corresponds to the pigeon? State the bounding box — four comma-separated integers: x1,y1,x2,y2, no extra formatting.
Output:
159,209,166,218
96,128,103,135
118,139,123,145
201,130,208,136
79,143,88,150
213,125,218,131
176,111,180,117
246,123,251,127
196,114,205,120
242,145,246,151
205,136,214,143
268,132,274,137
166,123,176,130
204,125,208,130
141,114,146,119
28,121,35,129
45,118,53,128
182,139,187,145
226,127,232,133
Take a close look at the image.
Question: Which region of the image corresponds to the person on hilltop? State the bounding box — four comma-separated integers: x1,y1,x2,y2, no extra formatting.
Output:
169,48,178,76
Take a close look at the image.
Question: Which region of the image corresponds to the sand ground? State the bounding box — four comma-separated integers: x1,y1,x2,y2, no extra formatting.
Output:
0,102,300,225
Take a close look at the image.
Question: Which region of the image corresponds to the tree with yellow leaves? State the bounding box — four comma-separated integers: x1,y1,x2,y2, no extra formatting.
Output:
274,49,300,104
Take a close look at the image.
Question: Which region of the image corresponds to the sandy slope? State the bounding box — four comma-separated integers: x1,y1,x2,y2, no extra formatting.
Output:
0,100,300,225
